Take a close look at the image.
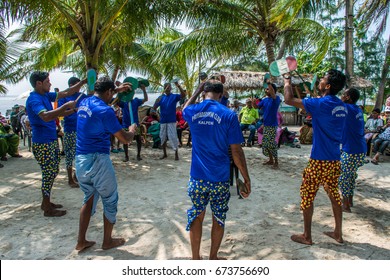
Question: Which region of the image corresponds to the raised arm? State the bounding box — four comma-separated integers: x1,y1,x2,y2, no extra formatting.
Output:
183,82,205,111
57,79,87,99
140,84,148,104
283,78,305,110
174,82,187,99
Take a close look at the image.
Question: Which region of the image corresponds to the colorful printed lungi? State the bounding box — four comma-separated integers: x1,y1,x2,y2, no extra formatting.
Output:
186,177,230,231
300,159,341,209
32,141,60,197
338,152,365,197
64,131,77,168
262,126,278,159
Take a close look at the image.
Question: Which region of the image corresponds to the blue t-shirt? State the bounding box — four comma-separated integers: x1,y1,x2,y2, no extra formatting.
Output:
258,96,281,126
342,103,367,154
220,96,229,107
119,98,144,127
76,96,123,155
26,91,58,144
302,95,347,160
183,99,244,182
57,92,87,132
155,93,181,123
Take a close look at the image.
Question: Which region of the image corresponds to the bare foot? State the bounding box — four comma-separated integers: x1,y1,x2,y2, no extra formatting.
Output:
69,181,79,188
50,203,63,209
272,163,279,169
160,155,167,160
291,234,313,245
41,202,63,210
349,196,353,207
323,231,343,243
75,240,96,252
209,256,227,260
342,204,351,213
263,160,273,165
44,209,67,217
102,237,126,250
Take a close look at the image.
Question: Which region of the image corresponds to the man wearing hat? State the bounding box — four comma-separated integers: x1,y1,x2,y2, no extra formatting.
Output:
239,98,259,147
10,104,22,138
26,71,86,217
57,77,88,188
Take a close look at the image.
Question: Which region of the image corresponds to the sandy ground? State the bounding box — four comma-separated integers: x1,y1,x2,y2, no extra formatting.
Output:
0,125,389,260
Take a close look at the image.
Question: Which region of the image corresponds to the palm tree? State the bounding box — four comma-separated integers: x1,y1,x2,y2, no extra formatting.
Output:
357,0,390,109
0,23,25,94
155,0,331,78
4,0,185,71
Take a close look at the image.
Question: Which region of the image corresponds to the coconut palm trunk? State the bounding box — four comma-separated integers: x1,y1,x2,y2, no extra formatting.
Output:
375,33,390,109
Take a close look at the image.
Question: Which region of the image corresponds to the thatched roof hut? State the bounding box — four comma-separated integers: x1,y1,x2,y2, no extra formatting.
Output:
211,71,373,92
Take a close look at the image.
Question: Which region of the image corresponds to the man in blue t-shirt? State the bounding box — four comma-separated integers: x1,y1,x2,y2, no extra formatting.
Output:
183,80,251,260
338,88,366,212
257,83,281,168
119,83,148,162
284,69,347,245
75,76,136,252
153,82,186,160
57,77,88,188
26,71,86,217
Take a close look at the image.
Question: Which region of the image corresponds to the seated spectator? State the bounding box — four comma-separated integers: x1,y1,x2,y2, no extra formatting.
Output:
230,99,243,118
141,108,161,148
141,107,160,129
371,118,390,165
299,115,313,144
176,106,191,147
239,98,259,147
0,111,8,125
364,108,384,143
0,123,22,162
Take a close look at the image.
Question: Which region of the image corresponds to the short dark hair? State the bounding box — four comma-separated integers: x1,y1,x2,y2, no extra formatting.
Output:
204,80,223,94
68,77,80,86
346,87,360,103
269,83,277,92
29,71,49,88
327,69,346,95
372,108,381,114
94,76,115,94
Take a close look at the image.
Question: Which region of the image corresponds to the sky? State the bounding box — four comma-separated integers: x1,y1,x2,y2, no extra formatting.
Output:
3,5,389,100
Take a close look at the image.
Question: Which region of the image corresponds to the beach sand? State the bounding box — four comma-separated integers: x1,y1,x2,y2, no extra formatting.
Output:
0,126,389,260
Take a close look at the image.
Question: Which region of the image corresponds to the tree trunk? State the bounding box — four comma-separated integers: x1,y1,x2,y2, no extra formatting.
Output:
374,33,390,109
276,37,286,60
345,0,354,85
264,37,276,65
111,66,120,81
